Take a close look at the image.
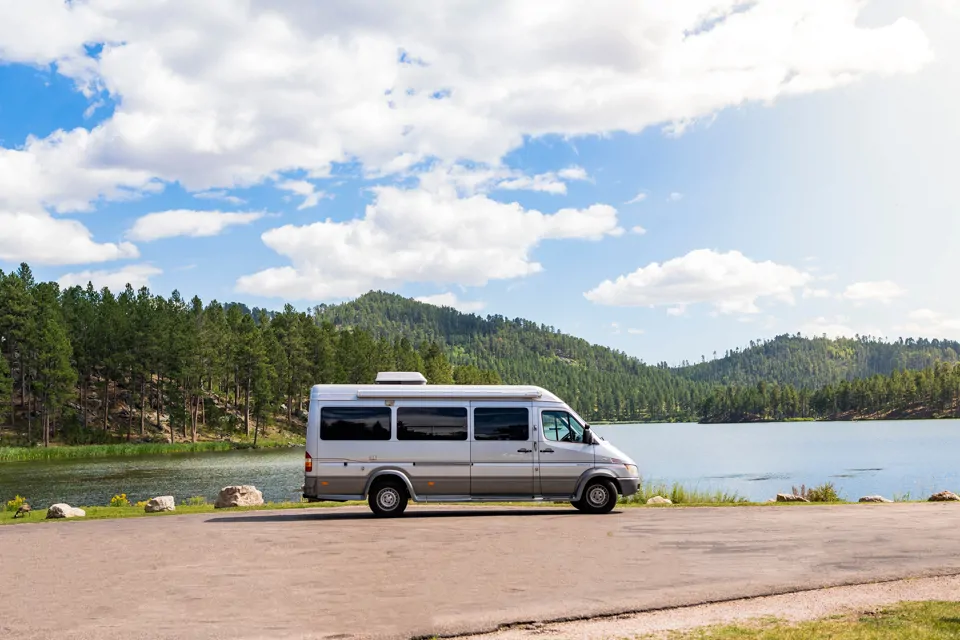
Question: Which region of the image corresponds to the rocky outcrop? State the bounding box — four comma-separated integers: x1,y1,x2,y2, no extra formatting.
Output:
776,493,809,503
859,495,893,503
145,496,176,513
928,491,960,502
646,496,672,505
46,504,86,519
214,485,264,508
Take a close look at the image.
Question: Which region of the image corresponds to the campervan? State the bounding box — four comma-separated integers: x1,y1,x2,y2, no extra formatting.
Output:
303,372,640,517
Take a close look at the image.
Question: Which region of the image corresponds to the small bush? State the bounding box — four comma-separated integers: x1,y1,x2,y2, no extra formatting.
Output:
183,496,207,506
109,493,131,507
5,495,27,512
134,500,148,508
792,482,842,502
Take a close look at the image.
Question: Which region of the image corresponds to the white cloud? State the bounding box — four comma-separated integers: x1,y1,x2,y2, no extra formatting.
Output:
496,174,568,195
610,322,621,334
800,315,884,340
802,286,832,299
842,280,906,304
584,249,812,314
557,166,589,181
627,327,645,335
278,180,327,210
667,306,687,317
0,1,934,213
0,211,139,266
58,264,162,292
895,309,960,339
630,225,647,235
625,192,648,205
236,175,622,300
127,210,264,242
415,292,485,314
195,190,246,205
668,192,684,202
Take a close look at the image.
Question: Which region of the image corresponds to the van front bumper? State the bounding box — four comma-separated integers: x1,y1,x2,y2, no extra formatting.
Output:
618,477,640,497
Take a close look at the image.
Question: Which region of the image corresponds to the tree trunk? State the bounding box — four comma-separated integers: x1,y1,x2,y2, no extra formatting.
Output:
81,378,87,431
139,377,146,438
244,376,250,437
191,395,199,443
253,411,260,447
26,384,32,443
103,377,110,432
156,372,163,430
287,394,293,431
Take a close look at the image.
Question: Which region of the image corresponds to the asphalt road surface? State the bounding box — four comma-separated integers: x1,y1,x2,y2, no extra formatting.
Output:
2,503,960,640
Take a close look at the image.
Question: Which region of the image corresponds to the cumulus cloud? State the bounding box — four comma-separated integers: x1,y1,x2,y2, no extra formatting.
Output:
631,225,647,235
0,211,139,265
584,249,812,314
557,166,589,181
58,264,162,292
195,190,246,205
127,210,264,242
0,1,935,213
842,280,906,304
415,292,486,314
895,309,960,339
236,177,622,300
277,180,327,210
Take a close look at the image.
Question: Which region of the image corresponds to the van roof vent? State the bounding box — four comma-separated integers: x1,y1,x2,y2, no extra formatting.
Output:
375,371,428,385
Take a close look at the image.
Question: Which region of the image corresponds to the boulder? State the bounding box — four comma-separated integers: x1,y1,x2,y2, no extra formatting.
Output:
145,496,176,513
46,503,86,519
928,490,960,502
215,485,264,509
646,496,672,505
776,493,809,503
859,495,893,503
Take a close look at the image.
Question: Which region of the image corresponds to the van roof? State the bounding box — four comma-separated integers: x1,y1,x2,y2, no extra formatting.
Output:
309,383,563,403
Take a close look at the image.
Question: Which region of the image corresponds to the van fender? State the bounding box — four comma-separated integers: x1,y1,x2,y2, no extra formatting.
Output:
572,468,621,501
362,468,419,501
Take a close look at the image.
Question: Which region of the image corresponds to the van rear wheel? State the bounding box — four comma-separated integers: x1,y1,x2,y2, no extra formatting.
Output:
368,478,409,518
575,479,618,514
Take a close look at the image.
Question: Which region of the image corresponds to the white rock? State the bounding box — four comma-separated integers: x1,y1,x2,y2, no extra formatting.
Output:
859,495,893,503
646,496,672,505
929,490,960,502
776,493,809,503
46,503,86,519
215,485,264,508
145,496,176,513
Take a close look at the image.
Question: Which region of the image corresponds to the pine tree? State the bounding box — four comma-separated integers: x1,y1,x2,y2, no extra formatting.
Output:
30,283,77,446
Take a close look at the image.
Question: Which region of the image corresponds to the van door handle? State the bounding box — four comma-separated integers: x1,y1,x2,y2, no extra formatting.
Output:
541,448,555,453
517,448,532,453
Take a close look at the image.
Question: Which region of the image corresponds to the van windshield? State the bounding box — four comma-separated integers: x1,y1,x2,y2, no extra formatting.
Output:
542,411,585,443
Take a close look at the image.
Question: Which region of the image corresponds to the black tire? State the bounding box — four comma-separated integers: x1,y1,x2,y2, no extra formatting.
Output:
571,498,588,512
368,478,409,518
577,479,618,514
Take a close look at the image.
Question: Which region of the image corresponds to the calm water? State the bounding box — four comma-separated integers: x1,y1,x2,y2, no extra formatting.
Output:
1,420,958,506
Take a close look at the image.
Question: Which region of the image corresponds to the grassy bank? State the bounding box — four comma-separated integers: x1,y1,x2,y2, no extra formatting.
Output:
663,601,960,639
0,438,303,462
620,479,750,505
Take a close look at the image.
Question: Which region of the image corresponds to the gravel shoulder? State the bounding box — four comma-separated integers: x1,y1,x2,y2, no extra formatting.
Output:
457,574,960,639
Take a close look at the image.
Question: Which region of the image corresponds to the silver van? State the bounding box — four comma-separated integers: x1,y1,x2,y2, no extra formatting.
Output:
303,372,640,517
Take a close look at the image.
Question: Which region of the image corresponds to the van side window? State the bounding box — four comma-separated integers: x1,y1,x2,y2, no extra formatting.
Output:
397,407,468,440
474,407,529,441
320,407,391,440
541,411,584,443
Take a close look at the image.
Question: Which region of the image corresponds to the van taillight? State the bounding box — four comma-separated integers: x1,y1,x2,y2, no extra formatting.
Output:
305,451,313,472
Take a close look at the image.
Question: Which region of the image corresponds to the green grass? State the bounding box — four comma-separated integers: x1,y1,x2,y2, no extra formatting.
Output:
0,439,303,462
656,601,960,639
620,479,750,505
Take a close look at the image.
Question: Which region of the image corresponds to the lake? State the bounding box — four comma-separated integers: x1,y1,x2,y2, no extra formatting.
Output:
1,420,958,507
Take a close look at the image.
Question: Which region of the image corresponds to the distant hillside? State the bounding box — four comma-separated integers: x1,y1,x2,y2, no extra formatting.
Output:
676,334,960,388
314,292,709,422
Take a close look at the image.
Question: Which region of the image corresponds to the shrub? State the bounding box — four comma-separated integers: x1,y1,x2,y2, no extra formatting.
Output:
792,482,842,502
183,496,207,506
109,493,131,507
5,495,27,512
134,500,148,508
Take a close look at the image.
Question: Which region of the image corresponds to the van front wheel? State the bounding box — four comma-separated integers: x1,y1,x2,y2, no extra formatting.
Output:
575,479,618,514
368,479,409,518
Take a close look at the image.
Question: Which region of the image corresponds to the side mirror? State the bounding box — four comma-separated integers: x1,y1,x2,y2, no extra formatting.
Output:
583,424,597,445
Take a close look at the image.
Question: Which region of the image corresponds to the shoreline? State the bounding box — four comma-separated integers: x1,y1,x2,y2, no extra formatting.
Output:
0,439,305,462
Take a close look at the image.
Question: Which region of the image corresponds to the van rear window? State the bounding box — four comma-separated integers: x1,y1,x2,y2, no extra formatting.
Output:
473,408,529,441
320,407,391,440
397,407,468,441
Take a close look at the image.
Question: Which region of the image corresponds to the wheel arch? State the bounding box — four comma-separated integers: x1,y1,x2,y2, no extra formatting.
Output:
573,469,622,501
363,468,418,501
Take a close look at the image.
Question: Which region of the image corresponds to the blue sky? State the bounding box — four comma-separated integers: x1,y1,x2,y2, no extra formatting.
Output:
1,0,958,365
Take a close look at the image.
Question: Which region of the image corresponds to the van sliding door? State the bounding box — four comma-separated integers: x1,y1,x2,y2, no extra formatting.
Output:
469,403,535,497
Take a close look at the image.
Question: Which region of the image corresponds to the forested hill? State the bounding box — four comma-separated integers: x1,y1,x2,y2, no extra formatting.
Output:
314,292,709,421
676,334,960,388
